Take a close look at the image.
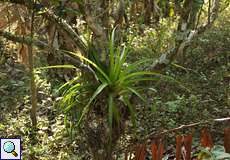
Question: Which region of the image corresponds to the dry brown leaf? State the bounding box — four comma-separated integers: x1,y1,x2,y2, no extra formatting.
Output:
18,44,28,65
0,18,7,29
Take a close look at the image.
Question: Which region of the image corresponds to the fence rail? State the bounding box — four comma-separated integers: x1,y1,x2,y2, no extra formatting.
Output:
124,117,230,160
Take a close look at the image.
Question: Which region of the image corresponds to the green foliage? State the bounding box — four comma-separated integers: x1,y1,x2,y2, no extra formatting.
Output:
0,1,229,159
58,28,166,133
197,146,230,160
0,61,29,109
131,19,176,60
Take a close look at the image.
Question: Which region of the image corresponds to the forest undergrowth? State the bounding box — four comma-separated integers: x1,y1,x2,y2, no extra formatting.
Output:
0,11,230,160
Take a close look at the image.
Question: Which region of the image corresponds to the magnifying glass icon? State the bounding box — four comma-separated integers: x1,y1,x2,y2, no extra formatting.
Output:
3,141,18,157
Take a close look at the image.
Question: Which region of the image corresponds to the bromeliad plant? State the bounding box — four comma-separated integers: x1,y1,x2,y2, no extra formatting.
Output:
57,28,167,159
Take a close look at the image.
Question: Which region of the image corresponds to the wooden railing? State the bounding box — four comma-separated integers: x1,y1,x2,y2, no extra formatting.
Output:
124,117,230,160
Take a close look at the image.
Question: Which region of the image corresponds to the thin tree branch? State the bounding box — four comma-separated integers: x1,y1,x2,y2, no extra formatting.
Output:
151,0,221,71
0,30,46,47
43,9,88,55
78,2,108,62
2,0,88,55
120,117,230,153
78,2,107,40
208,0,212,24
144,117,230,141
0,30,93,73
28,6,37,127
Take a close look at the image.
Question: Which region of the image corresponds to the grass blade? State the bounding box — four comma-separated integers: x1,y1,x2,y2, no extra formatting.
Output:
35,65,76,70
57,76,80,93
122,72,162,81
109,27,117,75
126,87,146,102
63,50,111,83
124,77,160,84
122,96,136,128
77,83,108,126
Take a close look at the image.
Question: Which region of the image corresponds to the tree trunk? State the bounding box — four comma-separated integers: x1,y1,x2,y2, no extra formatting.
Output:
101,0,110,33
144,0,152,25
84,97,128,160
28,8,37,127
85,119,125,160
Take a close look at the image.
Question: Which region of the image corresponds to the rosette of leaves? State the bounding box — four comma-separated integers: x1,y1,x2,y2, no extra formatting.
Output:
42,28,173,159
58,28,167,131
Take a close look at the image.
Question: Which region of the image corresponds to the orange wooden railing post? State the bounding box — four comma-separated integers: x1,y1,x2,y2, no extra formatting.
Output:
151,143,158,160
151,139,164,160
158,140,164,160
125,119,230,160
224,128,230,153
184,134,193,160
135,144,146,160
176,135,182,160
200,127,214,149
